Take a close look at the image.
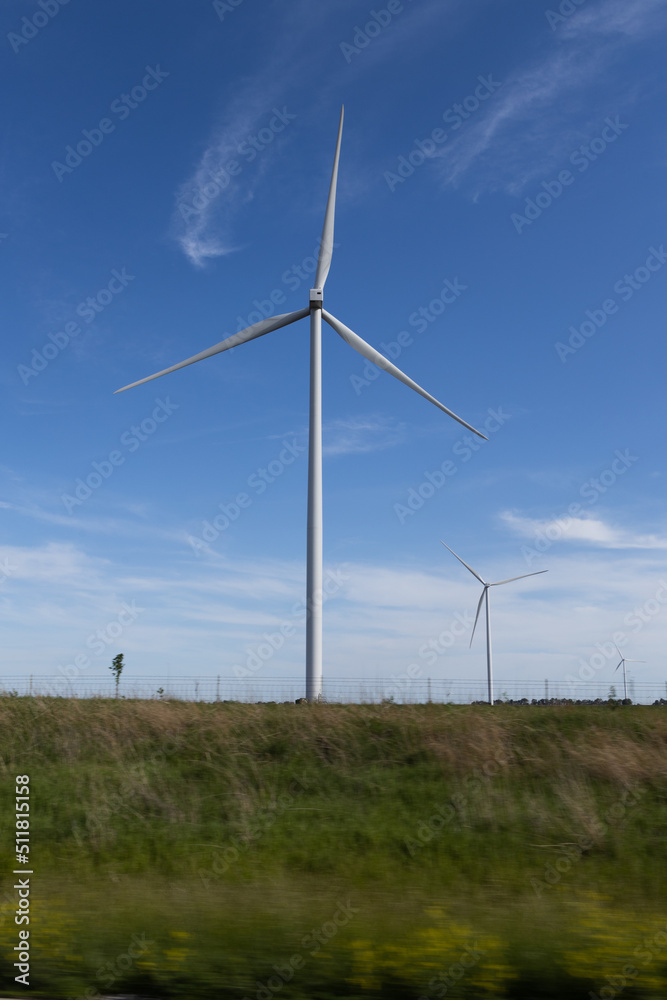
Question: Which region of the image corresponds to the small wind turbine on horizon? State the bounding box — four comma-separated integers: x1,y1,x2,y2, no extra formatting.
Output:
614,643,645,702
441,542,547,705
115,107,487,702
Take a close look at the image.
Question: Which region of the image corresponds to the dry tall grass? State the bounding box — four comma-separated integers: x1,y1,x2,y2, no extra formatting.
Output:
3,697,666,783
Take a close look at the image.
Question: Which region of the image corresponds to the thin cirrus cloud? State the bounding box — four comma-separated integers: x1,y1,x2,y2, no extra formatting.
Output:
323,415,407,456
435,0,667,195
500,509,667,550
0,541,106,587
172,91,280,268
560,0,667,39
0,498,183,543
171,4,333,269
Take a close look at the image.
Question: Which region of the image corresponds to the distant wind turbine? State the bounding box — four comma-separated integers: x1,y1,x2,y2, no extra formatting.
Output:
613,643,645,702
441,542,547,705
115,107,487,702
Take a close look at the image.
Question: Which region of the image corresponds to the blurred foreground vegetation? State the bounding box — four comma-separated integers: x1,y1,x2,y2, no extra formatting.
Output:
1,697,666,997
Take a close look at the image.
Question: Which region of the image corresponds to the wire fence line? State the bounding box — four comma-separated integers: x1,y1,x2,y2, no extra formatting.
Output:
3,675,667,704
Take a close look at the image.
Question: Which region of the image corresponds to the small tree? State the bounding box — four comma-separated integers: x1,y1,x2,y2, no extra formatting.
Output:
110,653,124,698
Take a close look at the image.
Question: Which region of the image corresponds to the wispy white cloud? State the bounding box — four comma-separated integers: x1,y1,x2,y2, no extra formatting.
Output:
173,97,271,268
436,0,667,195
0,498,182,542
171,4,332,269
0,541,108,587
500,509,667,550
560,0,667,39
323,415,407,456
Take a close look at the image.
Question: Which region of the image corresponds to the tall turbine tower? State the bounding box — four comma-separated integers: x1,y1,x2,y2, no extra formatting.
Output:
115,108,487,702
441,542,547,705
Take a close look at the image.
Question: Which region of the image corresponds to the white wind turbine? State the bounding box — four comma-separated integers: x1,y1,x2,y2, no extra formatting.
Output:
613,643,645,702
115,107,487,702
441,542,547,705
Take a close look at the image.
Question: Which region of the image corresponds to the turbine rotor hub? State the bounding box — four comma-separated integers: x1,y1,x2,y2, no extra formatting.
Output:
309,287,324,309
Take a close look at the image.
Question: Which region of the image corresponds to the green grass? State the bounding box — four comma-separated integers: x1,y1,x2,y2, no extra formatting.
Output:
1,697,666,997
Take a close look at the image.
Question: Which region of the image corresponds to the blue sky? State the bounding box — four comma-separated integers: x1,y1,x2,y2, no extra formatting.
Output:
2,0,667,699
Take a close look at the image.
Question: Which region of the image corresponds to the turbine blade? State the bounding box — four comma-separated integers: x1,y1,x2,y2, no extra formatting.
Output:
315,106,344,289
323,310,487,439
625,659,646,663
440,541,486,585
470,588,486,647
114,308,309,393
615,661,623,672
614,642,622,659
489,570,549,587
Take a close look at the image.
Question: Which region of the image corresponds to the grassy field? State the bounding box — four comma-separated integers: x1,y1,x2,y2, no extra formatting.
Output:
1,696,666,998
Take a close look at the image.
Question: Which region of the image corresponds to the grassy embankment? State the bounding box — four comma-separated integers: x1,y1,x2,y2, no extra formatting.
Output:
0,697,666,998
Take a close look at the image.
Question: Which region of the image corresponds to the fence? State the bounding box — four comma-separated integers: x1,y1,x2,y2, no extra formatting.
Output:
2,676,667,704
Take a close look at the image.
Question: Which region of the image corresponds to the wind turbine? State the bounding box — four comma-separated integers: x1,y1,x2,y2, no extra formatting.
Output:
441,542,547,705
613,643,645,702
115,107,487,702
